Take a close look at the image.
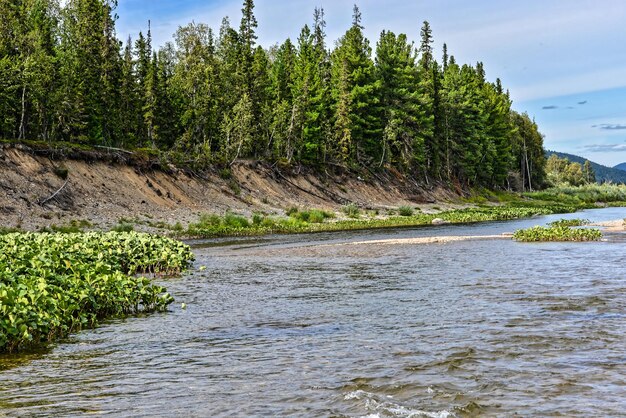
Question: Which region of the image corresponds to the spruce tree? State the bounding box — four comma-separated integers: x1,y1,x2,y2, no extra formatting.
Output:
238,0,257,96
268,38,296,160
417,21,438,177
330,5,382,165
375,30,425,169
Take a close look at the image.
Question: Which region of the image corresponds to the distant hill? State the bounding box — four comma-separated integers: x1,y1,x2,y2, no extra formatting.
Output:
614,162,626,172
545,150,626,184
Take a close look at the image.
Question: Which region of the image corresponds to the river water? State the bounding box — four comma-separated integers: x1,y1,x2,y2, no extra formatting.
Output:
1,208,625,417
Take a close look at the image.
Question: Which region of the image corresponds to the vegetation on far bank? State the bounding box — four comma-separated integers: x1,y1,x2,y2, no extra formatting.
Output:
176,183,625,238
0,231,194,353
525,183,626,206
182,205,574,238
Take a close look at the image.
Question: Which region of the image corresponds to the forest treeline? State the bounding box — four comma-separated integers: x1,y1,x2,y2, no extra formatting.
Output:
0,0,546,189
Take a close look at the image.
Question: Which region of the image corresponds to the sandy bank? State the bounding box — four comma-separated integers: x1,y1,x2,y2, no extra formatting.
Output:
330,234,512,247
590,219,625,231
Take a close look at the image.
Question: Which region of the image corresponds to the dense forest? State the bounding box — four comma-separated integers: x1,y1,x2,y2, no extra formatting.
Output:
0,0,546,190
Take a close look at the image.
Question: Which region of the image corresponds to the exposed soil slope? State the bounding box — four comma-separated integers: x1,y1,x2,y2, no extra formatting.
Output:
0,144,458,231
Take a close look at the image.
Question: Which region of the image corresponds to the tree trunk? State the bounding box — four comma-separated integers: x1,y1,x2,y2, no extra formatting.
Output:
18,86,26,140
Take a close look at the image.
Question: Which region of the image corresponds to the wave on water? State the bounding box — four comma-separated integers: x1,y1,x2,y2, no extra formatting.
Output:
345,390,455,418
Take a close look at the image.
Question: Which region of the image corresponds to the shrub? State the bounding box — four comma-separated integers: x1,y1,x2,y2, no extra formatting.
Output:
398,206,414,216
223,212,249,228
341,203,360,218
548,218,589,228
112,222,134,232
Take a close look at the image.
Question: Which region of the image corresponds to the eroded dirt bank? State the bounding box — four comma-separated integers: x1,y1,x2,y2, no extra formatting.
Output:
0,144,460,231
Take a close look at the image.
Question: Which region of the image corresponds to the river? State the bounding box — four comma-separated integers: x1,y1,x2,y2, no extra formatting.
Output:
1,208,625,417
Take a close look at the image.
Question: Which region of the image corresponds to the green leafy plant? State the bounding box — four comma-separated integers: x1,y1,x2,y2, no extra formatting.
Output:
513,225,602,242
0,231,194,353
548,218,589,228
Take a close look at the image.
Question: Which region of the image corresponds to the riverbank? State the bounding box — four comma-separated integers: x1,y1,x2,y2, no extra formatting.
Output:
0,142,459,232
2,142,625,238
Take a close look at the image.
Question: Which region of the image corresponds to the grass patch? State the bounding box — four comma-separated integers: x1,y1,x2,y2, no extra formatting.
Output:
288,208,334,223
39,219,92,233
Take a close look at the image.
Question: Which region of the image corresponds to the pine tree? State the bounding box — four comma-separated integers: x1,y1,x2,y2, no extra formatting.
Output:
119,36,138,147
250,45,272,157
56,0,122,144
510,111,546,190
18,0,58,141
221,92,254,163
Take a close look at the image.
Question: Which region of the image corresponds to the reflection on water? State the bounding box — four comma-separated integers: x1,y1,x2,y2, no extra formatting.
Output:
0,208,625,417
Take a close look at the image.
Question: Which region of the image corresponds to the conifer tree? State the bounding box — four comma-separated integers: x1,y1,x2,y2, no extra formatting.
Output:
238,0,257,96
330,5,382,164
375,30,425,169
172,22,219,154
119,36,138,147
268,38,296,160
0,1,550,190
416,21,438,177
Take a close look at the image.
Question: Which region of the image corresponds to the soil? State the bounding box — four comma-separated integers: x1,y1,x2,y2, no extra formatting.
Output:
0,143,465,232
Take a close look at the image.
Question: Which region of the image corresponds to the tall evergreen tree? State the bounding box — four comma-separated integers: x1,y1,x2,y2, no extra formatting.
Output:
268,38,296,160
330,5,382,164
375,30,425,169
416,21,438,177
238,0,257,96
172,22,219,154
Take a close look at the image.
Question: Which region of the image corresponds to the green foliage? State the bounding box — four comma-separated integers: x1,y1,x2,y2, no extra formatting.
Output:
526,183,626,204
39,219,92,234
219,168,232,179
545,154,585,186
0,226,23,235
548,218,589,228
183,204,578,239
546,150,626,185
112,222,135,232
341,203,360,218
53,166,69,180
513,225,602,242
398,206,414,216
0,231,194,353
288,208,334,223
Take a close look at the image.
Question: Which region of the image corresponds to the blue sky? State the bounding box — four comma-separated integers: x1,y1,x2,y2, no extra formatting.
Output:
115,0,626,167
